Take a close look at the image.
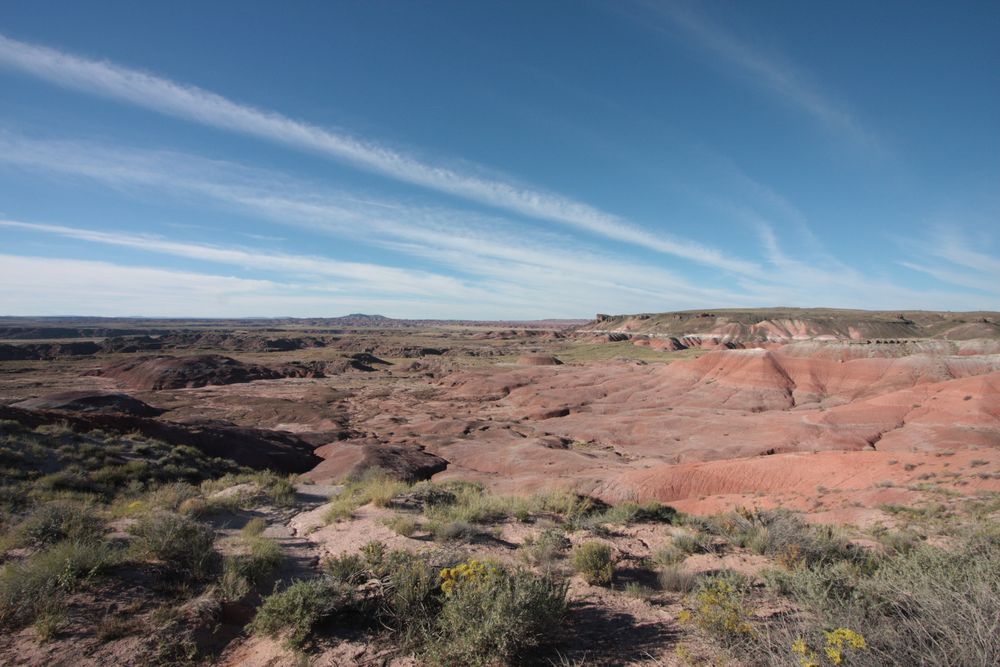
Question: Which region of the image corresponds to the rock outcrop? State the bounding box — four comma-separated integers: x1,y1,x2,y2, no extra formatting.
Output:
576,308,1000,345
94,355,284,390
0,405,321,473
11,391,165,417
515,355,563,366
304,440,448,483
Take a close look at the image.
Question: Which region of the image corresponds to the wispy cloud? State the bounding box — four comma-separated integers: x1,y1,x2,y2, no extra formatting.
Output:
0,254,491,318
0,133,746,311
896,229,1000,297
740,221,996,310
899,261,1000,295
934,237,1000,276
0,219,488,300
2,131,990,314
0,33,756,274
633,1,878,148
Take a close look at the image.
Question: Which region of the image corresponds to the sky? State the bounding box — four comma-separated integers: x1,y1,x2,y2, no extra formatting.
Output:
0,1,998,319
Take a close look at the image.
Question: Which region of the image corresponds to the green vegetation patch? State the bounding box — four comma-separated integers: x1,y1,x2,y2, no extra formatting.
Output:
255,545,567,664
571,541,614,586
127,511,216,579
0,539,120,628
0,420,244,509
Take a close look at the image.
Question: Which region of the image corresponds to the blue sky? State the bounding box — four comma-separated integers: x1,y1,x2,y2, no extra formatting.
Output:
1,0,998,318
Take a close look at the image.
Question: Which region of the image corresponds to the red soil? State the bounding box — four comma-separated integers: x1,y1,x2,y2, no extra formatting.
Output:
422,343,1000,517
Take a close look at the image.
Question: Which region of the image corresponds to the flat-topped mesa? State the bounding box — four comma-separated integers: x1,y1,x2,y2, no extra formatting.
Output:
575,308,1000,345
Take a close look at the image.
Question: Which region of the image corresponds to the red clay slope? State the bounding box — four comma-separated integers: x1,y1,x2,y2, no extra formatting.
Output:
437,346,1000,465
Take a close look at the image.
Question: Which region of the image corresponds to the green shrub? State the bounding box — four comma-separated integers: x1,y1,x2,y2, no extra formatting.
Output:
218,566,251,602
260,474,297,507
752,528,1000,666
594,501,677,526
877,528,922,556
429,520,478,542
197,471,297,507
653,542,687,566
8,500,105,550
225,535,282,584
658,565,697,593
679,576,754,645
317,548,438,649
838,539,999,665
623,581,655,598
522,528,570,566
199,473,254,495
249,578,352,649
426,561,568,666
541,491,602,530
721,508,858,567
396,483,615,531
378,553,439,642
149,482,201,511
241,516,267,537
32,608,66,641
312,551,567,663
673,532,700,554
128,512,216,578
324,546,439,643
631,501,678,523
405,482,456,507
361,540,387,568
363,477,410,508
423,482,510,525
324,493,362,522
0,540,118,627
324,552,367,584
769,559,868,608
33,470,103,496
246,535,282,574
572,541,614,586
405,480,580,526
382,515,420,537
33,421,74,437
323,469,411,524
790,628,869,666
178,493,243,518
